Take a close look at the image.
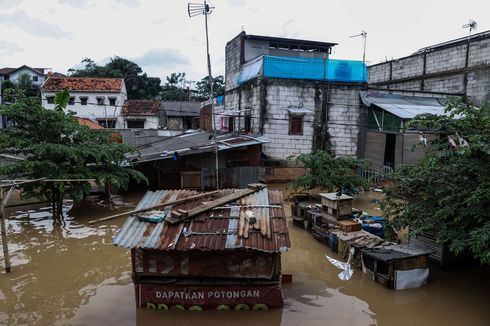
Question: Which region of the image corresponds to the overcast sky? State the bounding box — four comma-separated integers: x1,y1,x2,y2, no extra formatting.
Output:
0,0,489,86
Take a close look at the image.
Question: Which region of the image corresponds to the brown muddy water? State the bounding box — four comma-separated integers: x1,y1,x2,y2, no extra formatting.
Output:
0,188,489,326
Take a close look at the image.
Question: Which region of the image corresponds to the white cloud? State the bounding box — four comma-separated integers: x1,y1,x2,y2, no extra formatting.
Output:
0,0,25,9
115,0,139,7
227,0,246,7
58,0,93,9
0,10,72,39
134,48,190,68
0,41,22,56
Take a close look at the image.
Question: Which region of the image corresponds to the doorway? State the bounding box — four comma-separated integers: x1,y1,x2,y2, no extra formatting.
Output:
384,133,396,168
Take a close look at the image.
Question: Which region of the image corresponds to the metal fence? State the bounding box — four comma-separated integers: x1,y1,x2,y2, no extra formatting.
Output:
359,165,394,184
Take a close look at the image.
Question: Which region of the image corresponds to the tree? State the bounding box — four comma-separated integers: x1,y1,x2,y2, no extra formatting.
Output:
17,73,40,97
291,150,368,193
71,56,162,100
1,80,16,102
382,97,490,265
161,72,186,101
0,89,147,218
196,75,225,100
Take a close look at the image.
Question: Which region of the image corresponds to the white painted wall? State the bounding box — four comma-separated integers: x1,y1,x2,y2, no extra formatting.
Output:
41,83,127,125
2,68,46,86
116,115,160,129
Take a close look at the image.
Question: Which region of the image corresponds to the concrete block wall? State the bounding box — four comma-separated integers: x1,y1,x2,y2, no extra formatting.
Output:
224,79,363,161
367,64,391,84
469,37,490,66
327,86,362,156
368,34,490,105
261,82,317,159
225,33,243,91
391,55,424,80
425,44,467,74
467,68,490,103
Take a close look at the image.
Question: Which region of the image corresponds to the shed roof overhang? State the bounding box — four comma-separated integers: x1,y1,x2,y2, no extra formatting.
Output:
360,91,447,119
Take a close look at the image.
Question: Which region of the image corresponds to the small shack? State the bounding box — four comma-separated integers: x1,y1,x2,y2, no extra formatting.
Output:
113,185,291,310
129,131,269,190
360,91,447,171
361,244,432,290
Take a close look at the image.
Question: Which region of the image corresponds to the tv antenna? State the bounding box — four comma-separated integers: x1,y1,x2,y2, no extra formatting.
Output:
350,30,367,63
462,19,477,36
187,1,220,189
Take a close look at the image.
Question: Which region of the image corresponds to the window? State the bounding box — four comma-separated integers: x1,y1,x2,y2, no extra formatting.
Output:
4,75,9,81
80,97,88,105
289,115,303,135
108,97,116,106
68,97,75,105
32,76,38,82
46,96,55,104
96,97,105,105
244,113,252,133
228,117,234,132
98,120,116,128
127,120,145,129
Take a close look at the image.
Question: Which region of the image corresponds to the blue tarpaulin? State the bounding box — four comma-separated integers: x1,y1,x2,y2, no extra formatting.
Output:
263,56,367,83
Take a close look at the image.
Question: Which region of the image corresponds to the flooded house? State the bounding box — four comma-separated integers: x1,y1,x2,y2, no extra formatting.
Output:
359,91,447,171
113,185,291,310
129,131,269,190
220,32,367,181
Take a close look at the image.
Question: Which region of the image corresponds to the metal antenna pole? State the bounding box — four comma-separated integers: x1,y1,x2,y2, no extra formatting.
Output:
204,1,219,190
188,0,218,189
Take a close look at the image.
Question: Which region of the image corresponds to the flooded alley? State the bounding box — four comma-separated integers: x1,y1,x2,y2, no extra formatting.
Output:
0,190,489,326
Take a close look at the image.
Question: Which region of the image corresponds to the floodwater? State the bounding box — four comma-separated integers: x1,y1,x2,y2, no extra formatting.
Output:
0,188,489,326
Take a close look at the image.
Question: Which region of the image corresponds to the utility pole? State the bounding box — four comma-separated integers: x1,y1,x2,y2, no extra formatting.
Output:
188,1,219,189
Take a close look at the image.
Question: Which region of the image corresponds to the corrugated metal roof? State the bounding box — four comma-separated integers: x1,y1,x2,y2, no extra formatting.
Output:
113,188,291,253
360,91,448,119
162,101,201,117
130,131,269,163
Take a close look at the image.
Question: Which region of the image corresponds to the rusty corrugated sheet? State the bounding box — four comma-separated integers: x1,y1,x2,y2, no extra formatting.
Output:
113,188,290,253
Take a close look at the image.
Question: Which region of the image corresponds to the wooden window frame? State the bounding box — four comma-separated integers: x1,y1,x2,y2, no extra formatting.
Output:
289,115,303,135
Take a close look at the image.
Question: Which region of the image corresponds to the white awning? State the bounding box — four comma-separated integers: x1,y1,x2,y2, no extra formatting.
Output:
360,91,448,119
373,103,446,119
287,107,311,115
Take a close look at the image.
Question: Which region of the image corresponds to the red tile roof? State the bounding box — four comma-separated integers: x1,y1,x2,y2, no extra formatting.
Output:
76,117,104,129
42,77,123,92
122,100,161,116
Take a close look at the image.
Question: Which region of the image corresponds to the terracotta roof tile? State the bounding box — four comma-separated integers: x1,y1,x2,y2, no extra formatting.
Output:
122,100,162,116
76,117,104,129
42,77,123,92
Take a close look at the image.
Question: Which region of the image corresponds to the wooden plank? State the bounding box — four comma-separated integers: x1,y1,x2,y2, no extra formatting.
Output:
1,186,15,273
166,183,267,225
88,190,220,225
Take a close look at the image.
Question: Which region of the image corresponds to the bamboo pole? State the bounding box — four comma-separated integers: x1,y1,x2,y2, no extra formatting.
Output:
0,178,46,188
1,186,15,273
87,190,221,225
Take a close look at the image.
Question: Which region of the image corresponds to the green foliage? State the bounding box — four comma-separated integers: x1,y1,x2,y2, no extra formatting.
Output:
0,91,147,218
161,72,186,101
382,97,490,264
196,75,225,100
290,150,368,192
70,57,162,100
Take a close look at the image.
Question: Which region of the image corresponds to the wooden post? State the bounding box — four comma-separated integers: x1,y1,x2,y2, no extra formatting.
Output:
1,186,15,273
